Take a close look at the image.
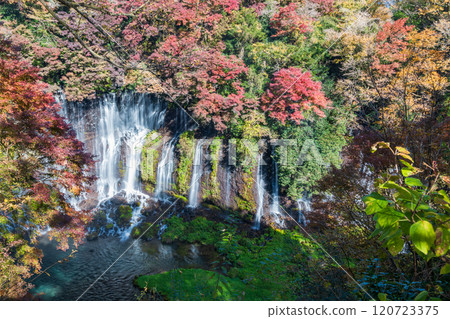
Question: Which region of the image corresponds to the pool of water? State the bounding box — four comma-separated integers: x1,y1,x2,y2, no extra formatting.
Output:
31,236,210,300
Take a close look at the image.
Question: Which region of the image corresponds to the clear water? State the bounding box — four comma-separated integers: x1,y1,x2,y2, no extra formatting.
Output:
31,236,209,301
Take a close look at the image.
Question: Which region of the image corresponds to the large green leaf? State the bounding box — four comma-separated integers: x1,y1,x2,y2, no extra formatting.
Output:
386,235,404,256
414,291,428,301
410,221,436,255
405,177,424,188
375,207,403,228
363,192,388,215
378,293,388,301
440,264,450,275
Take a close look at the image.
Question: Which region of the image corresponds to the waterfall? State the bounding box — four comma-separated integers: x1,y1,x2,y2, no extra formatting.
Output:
94,93,165,201
154,106,195,201
253,153,265,230
123,130,148,195
154,137,176,200
188,140,204,208
270,158,284,227
297,197,311,226
61,92,166,239
225,166,231,206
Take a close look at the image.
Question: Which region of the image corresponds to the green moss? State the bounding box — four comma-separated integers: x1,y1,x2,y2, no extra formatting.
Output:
118,205,133,224
141,131,162,193
175,131,195,195
172,194,188,202
138,216,326,300
106,223,114,230
236,172,256,211
202,203,221,211
131,223,160,240
202,137,222,203
135,269,251,301
161,216,225,245
118,160,125,178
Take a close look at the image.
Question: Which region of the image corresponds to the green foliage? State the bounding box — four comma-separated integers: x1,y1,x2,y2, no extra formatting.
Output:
364,145,450,275
223,7,267,58
175,131,195,195
277,110,349,198
359,259,448,301
141,131,162,193
202,138,222,203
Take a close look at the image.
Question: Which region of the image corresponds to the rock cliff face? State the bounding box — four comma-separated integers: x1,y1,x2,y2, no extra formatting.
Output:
63,92,295,239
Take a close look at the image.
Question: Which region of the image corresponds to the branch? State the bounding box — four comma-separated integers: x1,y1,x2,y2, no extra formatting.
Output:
36,0,123,70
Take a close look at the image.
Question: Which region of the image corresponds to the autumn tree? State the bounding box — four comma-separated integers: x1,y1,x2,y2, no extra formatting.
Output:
338,18,449,170
262,67,330,124
270,2,311,42
0,39,94,299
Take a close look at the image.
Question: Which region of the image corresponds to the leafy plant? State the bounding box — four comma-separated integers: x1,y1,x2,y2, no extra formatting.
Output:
364,143,449,277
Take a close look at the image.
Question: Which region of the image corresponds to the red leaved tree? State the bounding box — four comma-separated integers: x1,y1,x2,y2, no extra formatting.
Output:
0,40,95,299
261,67,331,124
151,34,257,131
270,3,310,40
371,18,414,76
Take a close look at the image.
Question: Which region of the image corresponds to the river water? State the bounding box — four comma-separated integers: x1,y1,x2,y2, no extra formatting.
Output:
31,237,209,301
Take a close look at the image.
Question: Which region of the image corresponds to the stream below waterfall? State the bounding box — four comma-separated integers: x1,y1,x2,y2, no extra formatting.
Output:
31,236,213,300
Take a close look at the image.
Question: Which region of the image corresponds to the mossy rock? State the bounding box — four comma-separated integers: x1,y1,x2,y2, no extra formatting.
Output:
161,216,224,245
236,197,255,212
203,203,221,211
175,131,195,195
118,205,133,226
172,194,188,203
106,223,115,230
131,223,159,240
141,131,162,190
86,231,98,241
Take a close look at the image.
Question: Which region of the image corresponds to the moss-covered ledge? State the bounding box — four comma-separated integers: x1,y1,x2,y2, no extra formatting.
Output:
141,131,163,193
175,131,195,196
202,137,222,204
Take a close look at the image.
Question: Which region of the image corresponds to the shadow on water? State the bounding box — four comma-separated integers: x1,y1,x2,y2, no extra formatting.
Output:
31,236,211,301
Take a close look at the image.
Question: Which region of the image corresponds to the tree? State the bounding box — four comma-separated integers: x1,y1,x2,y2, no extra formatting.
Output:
275,109,349,199
151,34,257,131
261,67,331,125
270,2,310,41
0,40,94,299
338,18,449,171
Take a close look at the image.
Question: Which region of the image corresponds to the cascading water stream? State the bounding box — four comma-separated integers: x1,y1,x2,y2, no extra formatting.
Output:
225,167,231,207
297,197,311,226
154,107,195,201
123,130,148,195
188,140,205,208
94,94,165,201
253,153,265,230
154,137,176,200
270,156,284,226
